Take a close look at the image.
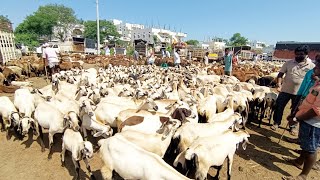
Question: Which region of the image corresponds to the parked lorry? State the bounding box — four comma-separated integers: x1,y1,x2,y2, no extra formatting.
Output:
49,37,97,54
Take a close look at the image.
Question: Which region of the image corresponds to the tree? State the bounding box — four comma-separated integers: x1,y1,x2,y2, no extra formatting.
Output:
229,33,248,46
15,4,77,42
0,15,12,33
0,15,10,23
84,20,120,44
153,35,160,45
15,33,39,48
186,39,199,46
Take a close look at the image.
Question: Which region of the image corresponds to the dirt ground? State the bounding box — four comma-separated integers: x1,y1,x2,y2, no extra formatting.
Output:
0,75,320,180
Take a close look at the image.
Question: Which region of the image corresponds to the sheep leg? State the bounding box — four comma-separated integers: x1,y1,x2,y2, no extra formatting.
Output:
227,154,234,180
47,132,54,159
259,107,265,127
72,158,81,180
100,165,113,180
38,126,45,152
213,165,222,180
6,128,10,140
82,126,88,140
60,142,66,167
84,157,96,180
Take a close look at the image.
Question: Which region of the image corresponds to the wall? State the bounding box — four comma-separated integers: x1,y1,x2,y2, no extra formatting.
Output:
273,50,319,60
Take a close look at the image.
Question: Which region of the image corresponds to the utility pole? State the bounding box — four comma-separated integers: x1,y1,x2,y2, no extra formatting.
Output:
96,0,100,55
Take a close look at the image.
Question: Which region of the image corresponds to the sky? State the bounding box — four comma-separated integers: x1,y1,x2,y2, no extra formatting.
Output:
1,0,320,45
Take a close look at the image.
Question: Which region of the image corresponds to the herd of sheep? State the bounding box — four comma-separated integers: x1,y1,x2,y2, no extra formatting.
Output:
0,61,282,180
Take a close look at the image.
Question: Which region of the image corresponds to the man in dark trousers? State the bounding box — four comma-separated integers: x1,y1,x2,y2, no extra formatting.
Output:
271,46,315,131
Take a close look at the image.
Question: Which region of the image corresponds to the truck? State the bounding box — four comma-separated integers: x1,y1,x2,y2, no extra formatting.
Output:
134,39,148,57
49,37,97,54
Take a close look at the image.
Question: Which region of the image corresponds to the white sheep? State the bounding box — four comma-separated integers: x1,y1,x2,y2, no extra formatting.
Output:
14,88,35,117
98,134,191,180
0,96,20,139
18,116,39,137
81,113,113,139
34,102,80,158
174,130,250,180
61,128,94,180
119,119,181,158
172,113,242,153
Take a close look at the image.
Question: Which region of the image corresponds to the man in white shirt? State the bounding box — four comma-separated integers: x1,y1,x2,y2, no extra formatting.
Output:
36,46,42,58
204,52,209,65
166,50,171,58
42,43,60,75
105,46,110,56
174,49,181,67
147,47,155,65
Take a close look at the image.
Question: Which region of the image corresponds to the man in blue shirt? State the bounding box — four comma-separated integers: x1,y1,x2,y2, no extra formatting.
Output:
224,48,232,76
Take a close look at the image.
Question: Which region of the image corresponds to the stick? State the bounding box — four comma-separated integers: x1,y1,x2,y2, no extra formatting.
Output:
278,122,289,144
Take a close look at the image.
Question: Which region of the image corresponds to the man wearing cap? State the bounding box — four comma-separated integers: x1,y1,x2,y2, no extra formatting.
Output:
42,43,60,76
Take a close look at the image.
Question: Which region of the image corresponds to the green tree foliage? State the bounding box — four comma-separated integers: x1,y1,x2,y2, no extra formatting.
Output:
153,35,159,45
186,39,199,46
15,4,77,42
229,33,248,46
15,33,39,48
84,20,120,44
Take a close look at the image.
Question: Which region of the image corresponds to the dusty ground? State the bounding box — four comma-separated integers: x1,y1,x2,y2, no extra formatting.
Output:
0,75,320,180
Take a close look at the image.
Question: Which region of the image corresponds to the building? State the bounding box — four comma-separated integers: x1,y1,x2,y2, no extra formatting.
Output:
0,18,18,64
273,41,320,61
249,40,266,49
52,24,85,42
110,19,144,42
110,19,187,45
262,45,275,54
132,28,187,45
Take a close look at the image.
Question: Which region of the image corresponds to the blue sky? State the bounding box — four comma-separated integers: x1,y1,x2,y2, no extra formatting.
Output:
1,0,320,45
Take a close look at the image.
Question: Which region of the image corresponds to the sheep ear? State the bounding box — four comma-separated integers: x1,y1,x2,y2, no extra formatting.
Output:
75,88,80,95
89,99,95,106
93,131,104,137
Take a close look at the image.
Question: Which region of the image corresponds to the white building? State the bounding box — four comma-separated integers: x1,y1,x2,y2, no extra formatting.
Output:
202,40,226,51
110,19,145,42
110,19,187,44
132,28,187,45
249,40,266,49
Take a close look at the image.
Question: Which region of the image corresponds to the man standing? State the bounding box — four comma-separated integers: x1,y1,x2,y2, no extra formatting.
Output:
224,48,232,76
188,51,192,61
283,62,320,180
36,46,42,58
147,47,155,65
42,43,60,76
204,52,209,65
271,46,315,131
105,46,110,56
166,49,171,58
174,49,181,67
133,50,139,61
